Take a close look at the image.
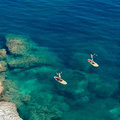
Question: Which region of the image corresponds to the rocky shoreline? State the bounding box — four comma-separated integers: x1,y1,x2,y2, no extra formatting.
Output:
0,34,62,120
0,102,22,120
0,35,23,120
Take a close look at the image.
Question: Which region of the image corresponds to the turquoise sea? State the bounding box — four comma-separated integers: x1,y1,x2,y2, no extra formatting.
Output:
0,0,120,120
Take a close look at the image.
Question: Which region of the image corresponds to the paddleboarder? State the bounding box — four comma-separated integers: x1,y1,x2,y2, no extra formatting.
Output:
56,71,62,79
54,71,67,84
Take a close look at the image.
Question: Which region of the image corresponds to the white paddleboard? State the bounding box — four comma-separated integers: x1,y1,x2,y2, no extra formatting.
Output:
88,59,99,67
54,76,67,85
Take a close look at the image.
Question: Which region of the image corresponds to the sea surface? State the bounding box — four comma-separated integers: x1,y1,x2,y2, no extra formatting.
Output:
0,0,120,120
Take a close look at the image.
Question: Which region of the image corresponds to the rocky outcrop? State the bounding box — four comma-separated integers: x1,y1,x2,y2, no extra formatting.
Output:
0,81,4,95
0,102,22,120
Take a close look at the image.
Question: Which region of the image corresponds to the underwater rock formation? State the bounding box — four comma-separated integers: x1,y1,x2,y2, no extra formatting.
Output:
87,73,117,98
28,105,62,120
5,34,62,69
8,55,43,68
0,61,7,72
88,74,114,98
2,79,23,107
0,102,22,120
94,83,116,98
109,107,120,120
5,34,30,56
69,53,90,71
8,51,60,69
0,81,4,95
0,49,6,60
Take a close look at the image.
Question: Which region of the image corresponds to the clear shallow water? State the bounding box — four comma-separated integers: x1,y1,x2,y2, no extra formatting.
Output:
0,0,120,120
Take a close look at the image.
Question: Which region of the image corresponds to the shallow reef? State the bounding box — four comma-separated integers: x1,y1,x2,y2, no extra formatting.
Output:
0,34,120,120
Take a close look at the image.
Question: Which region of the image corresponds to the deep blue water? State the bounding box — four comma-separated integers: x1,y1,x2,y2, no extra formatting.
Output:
0,0,120,120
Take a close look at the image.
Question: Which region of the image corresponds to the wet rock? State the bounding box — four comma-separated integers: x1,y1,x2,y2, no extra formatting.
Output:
0,102,22,120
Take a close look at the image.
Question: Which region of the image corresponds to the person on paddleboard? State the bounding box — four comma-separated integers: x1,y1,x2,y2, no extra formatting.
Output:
90,54,94,61
90,53,97,62
54,71,67,85
56,71,62,79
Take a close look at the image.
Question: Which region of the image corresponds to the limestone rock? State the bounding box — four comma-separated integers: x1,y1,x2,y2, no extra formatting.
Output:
0,81,4,95
0,102,22,120
0,115,4,120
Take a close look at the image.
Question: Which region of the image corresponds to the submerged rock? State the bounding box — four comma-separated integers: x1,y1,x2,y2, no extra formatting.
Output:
0,72,6,82
8,55,49,69
94,83,116,98
69,53,90,71
0,61,7,72
8,55,42,68
5,34,31,56
0,49,6,60
2,79,23,107
28,105,62,120
5,34,62,69
0,102,22,120
109,107,120,120
8,47,61,69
